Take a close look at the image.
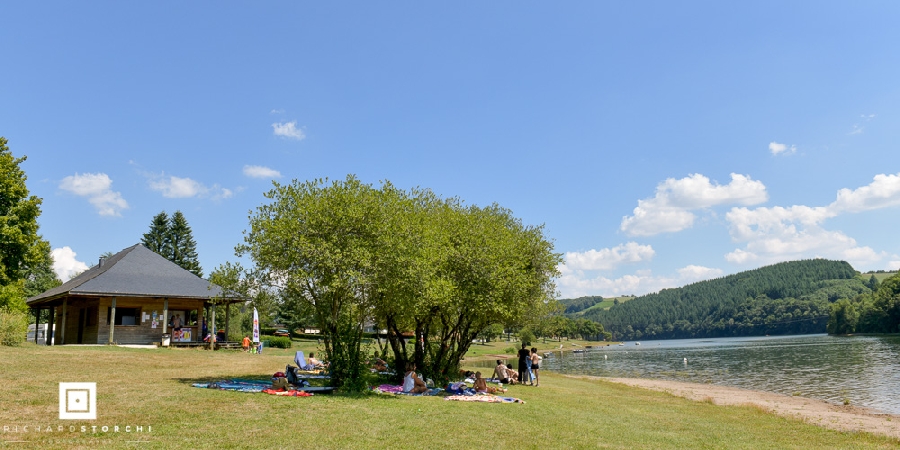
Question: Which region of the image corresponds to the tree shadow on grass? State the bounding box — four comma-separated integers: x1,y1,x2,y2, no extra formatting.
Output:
172,374,406,400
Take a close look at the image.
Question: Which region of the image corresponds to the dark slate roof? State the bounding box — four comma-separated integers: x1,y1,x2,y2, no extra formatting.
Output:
27,244,226,304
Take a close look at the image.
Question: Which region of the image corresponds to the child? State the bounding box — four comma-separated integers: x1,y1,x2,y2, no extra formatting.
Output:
473,371,506,394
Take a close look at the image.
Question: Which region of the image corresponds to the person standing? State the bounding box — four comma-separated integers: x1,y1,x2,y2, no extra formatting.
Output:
530,348,542,387
517,342,531,384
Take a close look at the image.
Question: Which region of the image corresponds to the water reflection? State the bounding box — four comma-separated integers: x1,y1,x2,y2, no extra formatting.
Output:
542,334,900,414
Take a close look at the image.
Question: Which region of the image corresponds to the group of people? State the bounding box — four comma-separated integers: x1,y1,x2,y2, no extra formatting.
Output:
514,343,541,386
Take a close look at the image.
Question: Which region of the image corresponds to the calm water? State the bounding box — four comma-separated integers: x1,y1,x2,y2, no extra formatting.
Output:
540,334,900,414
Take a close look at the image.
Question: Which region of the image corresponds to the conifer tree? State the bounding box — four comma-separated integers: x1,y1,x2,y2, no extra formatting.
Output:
169,211,203,277
141,210,202,277
141,211,171,259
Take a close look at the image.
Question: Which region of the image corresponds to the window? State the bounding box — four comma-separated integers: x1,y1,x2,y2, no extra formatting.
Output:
107,307,140,325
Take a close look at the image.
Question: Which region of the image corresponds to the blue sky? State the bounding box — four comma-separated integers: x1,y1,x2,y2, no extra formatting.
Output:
3,2,899,298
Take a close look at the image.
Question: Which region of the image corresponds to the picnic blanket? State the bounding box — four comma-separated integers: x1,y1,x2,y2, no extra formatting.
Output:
192,379,271,393
444,394,524,404
262,389,313,397
193,379,320,396
374,384,443,396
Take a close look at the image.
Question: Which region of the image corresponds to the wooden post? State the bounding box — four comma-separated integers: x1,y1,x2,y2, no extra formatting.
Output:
33,309,40,344
47,307,55,346
225,302,231,342
209,304,216,350
108,297,116,344
162,298,168,334
61,299,67,345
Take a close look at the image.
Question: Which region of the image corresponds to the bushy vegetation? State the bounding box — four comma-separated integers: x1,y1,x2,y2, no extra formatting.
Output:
828,272,900,334
261,336,292,349
238,175,561,389
586,259,865,341
0,307,28,346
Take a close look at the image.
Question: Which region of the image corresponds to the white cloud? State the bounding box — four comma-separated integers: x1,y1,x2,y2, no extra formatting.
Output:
272,121,305,140
270,109,285,114
557,264,723,298
677,265,723,281
621,173,768,236
148,174,233,200
59,173,128,217
564,243,655,271
723,173,900,268
51,246,89,281
725,205,833,242
830,173,900,213
243,165,282,179
149,175,205,198
214,188,234,201
888,260,900,271
769,142,796,155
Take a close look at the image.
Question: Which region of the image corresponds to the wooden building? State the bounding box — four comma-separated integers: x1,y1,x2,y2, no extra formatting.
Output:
26,244,242,346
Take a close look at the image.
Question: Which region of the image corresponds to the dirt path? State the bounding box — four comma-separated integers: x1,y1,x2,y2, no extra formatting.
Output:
581,376,900,439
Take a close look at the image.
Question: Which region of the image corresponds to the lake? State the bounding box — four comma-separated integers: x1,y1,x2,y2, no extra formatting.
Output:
540,334,900,415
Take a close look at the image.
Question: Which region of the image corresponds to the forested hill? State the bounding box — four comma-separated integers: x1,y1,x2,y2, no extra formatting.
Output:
558,296,605,314
583,259,870,341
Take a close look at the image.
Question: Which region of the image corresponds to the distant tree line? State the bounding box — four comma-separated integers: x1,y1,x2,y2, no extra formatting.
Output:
558,296,606,314
828,272,900,334
584,259,865,341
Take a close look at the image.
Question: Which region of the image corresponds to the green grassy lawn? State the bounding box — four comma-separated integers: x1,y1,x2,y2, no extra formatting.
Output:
1,344,897,449
576,296,636,315
860,271,898,283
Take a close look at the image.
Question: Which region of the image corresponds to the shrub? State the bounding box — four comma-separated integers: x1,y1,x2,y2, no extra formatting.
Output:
261,336,292,349
0,307,28,346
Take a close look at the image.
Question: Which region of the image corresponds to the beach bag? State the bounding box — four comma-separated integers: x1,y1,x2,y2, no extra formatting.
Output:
272,377,290,390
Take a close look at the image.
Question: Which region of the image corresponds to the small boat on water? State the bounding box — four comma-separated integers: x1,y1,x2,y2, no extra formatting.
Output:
635,342,641,346
573,349,586,354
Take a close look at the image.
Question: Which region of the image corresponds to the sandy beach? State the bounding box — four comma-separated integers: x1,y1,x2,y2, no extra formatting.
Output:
575,376,900,439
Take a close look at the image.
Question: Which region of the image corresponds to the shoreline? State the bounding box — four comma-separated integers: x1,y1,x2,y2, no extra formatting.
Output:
574,375,900,439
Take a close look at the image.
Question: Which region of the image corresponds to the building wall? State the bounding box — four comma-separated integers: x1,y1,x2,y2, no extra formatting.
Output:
97,297,205,345
52,296,208,345
53,298,98,345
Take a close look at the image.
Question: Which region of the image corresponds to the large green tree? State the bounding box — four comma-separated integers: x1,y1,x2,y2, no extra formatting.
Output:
239,175,561,388
141,210,202,277
0,137,54,312
240,176,381,390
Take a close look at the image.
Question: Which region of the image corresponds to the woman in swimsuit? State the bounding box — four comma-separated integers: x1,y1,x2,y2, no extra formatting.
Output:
530,347,541,387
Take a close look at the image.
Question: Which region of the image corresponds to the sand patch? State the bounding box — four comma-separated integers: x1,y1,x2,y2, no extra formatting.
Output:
577,376,900,439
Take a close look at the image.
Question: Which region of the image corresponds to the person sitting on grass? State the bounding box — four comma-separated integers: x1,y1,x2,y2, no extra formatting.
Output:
473,371,506,394
493,360,515,385
506,364,519,381
402,363,428,394
371,353,389,372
